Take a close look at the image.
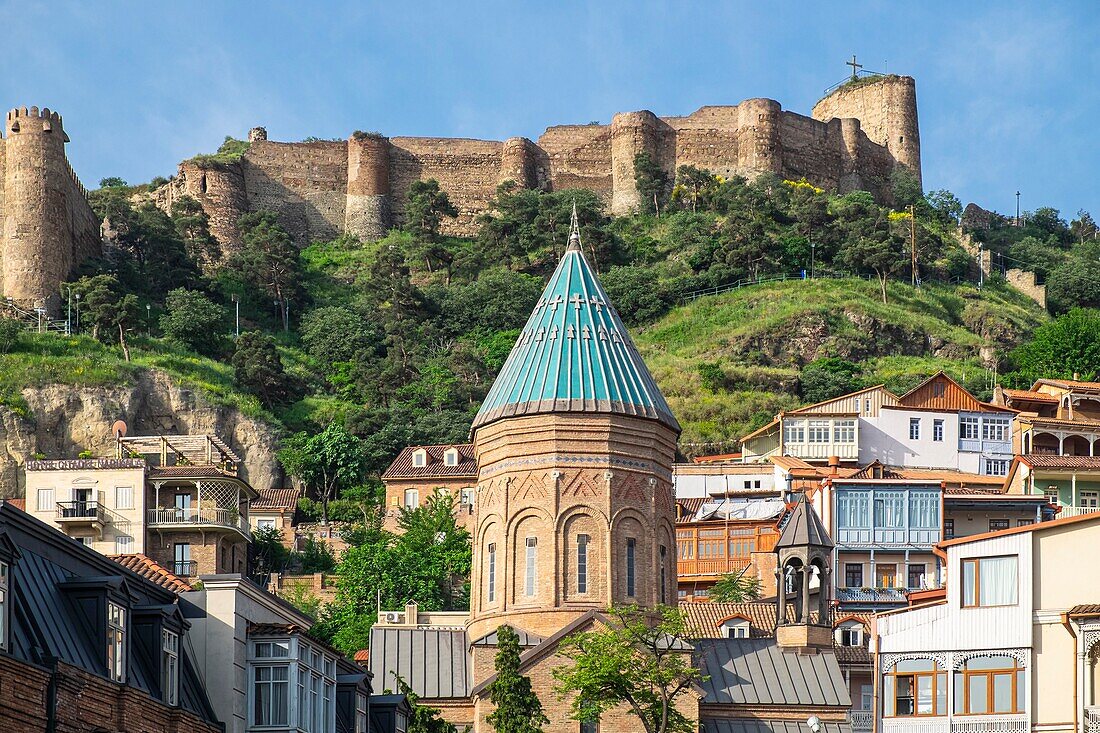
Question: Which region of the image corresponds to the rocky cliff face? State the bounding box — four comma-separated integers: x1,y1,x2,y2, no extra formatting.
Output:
0,370,284,497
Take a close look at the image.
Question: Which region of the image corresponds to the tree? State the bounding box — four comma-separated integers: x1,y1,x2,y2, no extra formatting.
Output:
278,422,369,525
0,318,21,353
234,211,302,328
600,266,673,326
171,195,221,266
672,166,720,213
487,625,548,733
404,180,458,273
160,288,228,356
1045,248,1100,314
232,331,292,407
553,605,704,733
393,677,458,733
800,358,863,403
1009,308,1100,383
839,221,905,303
396,493,472,611
250,525,291,579
710,571,763,603
634,152,669,215
67,274,140,359
299,306,382,371
98,177,127,188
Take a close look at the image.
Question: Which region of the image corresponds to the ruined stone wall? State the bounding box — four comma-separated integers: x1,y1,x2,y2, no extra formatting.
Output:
537,124,613,196
812,74,921,183
0,107,100,314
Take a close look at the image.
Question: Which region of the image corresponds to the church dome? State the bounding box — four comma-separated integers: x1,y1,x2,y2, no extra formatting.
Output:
471,207,680,434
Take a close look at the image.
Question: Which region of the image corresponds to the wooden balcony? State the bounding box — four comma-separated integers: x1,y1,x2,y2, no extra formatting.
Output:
677,525,778,579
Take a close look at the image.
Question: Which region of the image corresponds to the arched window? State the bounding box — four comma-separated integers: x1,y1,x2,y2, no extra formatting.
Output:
487,543,497,603
955,655,1024,715
524,537,537,597
884,658,947,717
659,545,667,604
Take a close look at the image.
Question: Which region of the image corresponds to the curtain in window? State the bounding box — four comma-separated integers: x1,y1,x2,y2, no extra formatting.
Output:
838,494,869,528
980,556,1017,606
910,493,939,528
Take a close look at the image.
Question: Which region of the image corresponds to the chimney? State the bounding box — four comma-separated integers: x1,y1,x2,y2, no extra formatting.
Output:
1074,372,1080,381
828,455,840,476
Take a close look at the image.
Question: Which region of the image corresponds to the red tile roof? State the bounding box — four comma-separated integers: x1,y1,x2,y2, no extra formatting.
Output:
108,553,192,593
1069,604,1100,616
1003,389,1059,403
1019,455,1100,470
354,649,370,663
1035,379,1100,391
5,498,25,511
382,444,477,480
253,487,300,511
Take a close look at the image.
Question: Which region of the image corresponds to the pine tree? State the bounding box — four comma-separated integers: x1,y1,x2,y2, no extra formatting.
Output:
486,625,548,733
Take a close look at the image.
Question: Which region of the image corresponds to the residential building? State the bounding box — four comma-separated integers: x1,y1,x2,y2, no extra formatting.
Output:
250,486,300,549
673,460,777,499
995,379,1100,457
872,511,1100,733
183,573,373,733
381,443,477,532
1005,455,1100,519
23,432,257,578
0,501,222,733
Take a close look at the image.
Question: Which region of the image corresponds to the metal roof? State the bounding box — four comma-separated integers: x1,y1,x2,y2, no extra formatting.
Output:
469,627,545,647
695,637,851,707
775,494,834,550
471,210,680,434
368,626,470,699
703,720,850,733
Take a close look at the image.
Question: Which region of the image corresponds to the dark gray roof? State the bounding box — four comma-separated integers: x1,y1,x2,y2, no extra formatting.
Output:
775,495,834,550
703,720,850,733
368,627,470,699
470,626,545,647
695,638,851,707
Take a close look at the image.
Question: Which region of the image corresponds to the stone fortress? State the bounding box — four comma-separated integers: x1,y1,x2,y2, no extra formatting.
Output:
0,74,920,309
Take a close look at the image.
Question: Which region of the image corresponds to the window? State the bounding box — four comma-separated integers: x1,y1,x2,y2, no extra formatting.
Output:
845,563,863,588
1044,488,1060,505
860,684,873,711
909,418,921,440
910,492,940,529
933,419,944,442
864,397,872,415
0,561,8,651
836,622,864,646
487,543,496,602
833,419,856,444
933,381,946,398
115,534,133,554
162,629,179,705
577,534,589,594
838,493,870,528
174,543,192,577
444,449,458,466
954,655,1025,714
660,545,667,604
107,601,126,682
114,485,134,510
722,619,750,638
960,416,980,440
460,488,476,506
962,556,1018,607
253,665,290,726
1017,519,1034,527
784,420,805,444
626,538,636,597
524,537,537,597
403,489,419,509
944,518,955,539
876,564,898,589
36,488,54,512
884,658,947,716
412,450,426,467
983,418,1010,442
580,720,599,733
808,420,831,443
256,518,276,530
78,536,93,547
988,519,1009,532
253,640,290,658
874,492,905,528
743,479,762,489
907,564,926,589
984,459,1009,477
174,493,191,512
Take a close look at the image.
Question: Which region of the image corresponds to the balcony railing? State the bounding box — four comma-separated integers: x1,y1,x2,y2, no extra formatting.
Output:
1086,706,1100,733
148,507,250,537
1059,505,1100,518
882,717,948,733
850,710,872,732
837,587,909,603
784,442,859,460
172,560,198,578
950,715,1028,733
56,501,107,523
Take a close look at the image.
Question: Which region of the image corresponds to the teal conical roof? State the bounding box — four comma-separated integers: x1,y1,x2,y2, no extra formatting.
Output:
471,207,680,434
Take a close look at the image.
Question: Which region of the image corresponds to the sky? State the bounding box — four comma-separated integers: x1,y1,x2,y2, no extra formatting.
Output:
1,1,1097,219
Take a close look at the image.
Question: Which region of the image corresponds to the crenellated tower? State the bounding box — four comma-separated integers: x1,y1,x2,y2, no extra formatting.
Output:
466,207,681,645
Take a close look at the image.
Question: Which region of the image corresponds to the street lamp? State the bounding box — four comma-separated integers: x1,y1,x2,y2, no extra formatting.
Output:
74,292,81,335
811,241,817,279
1015,191,1021,226
145,303,152,336
231,294,240,339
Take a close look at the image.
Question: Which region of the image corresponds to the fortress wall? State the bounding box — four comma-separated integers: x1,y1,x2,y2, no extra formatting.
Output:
812,75,920,182
775,111,843,192
537,124,613,196
0,138,5,280
176,161,249,258
387,137,504,236
240,140,348,245
670,126,741,178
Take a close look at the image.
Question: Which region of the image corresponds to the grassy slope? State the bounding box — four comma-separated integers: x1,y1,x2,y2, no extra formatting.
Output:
634,277,1047,452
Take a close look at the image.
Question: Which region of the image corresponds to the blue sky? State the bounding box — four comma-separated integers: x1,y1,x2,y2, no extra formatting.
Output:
2,1,1097,219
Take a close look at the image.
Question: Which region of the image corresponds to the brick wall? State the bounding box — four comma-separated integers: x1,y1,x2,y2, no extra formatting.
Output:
0,653,222,733
145,529,248,576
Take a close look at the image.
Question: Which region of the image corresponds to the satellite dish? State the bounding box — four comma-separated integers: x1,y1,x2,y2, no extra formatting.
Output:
112,420,128,439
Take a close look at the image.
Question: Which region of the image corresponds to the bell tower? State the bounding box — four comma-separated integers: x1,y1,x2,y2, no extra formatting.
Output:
775,493,835,651
466,206,681,644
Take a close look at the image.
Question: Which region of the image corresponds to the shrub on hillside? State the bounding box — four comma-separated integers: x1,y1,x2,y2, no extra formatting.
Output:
160,288,228,356
800,358,863,403
0,318,22,353
600,265,674,325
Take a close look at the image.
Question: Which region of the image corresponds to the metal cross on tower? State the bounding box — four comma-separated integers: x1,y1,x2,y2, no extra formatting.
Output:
847,55,863,81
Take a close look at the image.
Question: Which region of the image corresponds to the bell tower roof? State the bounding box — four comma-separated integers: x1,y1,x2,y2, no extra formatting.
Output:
775,493,834,551
471,213,680,434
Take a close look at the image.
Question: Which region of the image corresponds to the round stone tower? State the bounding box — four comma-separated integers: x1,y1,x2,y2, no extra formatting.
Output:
345,132,392,240
3,107,74,312
499,136,537,189
736,98,783,176
610,110,664,216
465,208,681,644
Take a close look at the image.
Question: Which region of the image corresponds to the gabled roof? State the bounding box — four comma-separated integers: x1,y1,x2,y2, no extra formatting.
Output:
471,211,680,434
1033,378,1100,392
382,444,477,480
1002,388,1059,403
108,553,192,593
252,487,301,510
897,371,1011,413
1017,454,1100,470
694,637,851,707
775,494,834,550
790,384,898,413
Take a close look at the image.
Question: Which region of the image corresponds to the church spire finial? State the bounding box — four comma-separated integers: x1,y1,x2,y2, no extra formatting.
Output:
566,200,581,253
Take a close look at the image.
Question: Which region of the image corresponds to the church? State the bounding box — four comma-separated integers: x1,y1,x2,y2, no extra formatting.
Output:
370,211,853,733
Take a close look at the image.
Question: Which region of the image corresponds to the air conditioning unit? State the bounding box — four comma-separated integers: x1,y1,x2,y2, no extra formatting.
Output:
385,612,403,624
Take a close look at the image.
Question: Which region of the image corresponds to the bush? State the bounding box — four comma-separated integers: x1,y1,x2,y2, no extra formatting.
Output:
800,358,863,403
600,265,673,325
0,318,22,353
299,536,337,574
160,288,228,356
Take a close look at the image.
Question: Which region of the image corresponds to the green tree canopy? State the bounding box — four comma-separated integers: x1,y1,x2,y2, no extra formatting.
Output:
278,422,369,525
233,211,302,327
800,358,863,404
67,274,140,359
487,625,548,733
710,571,763,603
231,330,292,407
1009,308,1100,383
160,288,227,356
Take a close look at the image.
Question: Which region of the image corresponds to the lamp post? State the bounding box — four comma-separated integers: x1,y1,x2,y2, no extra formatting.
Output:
231,294,240,339
66,286,73,336
74,292,80,335
811,241,816,280
145,303,152,336
1015,191,1021,227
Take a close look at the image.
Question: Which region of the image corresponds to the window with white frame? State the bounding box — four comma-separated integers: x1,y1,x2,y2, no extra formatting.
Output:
984,458,1009,477
982,417,1010,442
412,450,426,467
864,397,872,415
107,601,126,682
114,485,134,510
0,560,8,651
115,534,133,554
444,448,458,466
960,416,980,440
909,417,921,440
874,492,905,528
161,629,179,706
833,419,856,444
721,618,750,638
783,420,805,444
355,692,369,733
460,488,475,506
36,488,54,513
1044,487,1061,505
487,543,497,602
256,518,276,530
250,638,337,732
524,537,537,597
933,419,944,442
252,656,290,727
807,420,831,443
403,489,419,509
835,621,864,647
837,493,870,528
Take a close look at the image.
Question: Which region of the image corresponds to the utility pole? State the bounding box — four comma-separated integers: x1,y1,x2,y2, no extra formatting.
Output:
909,204,918,287
1015,191,1021,227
